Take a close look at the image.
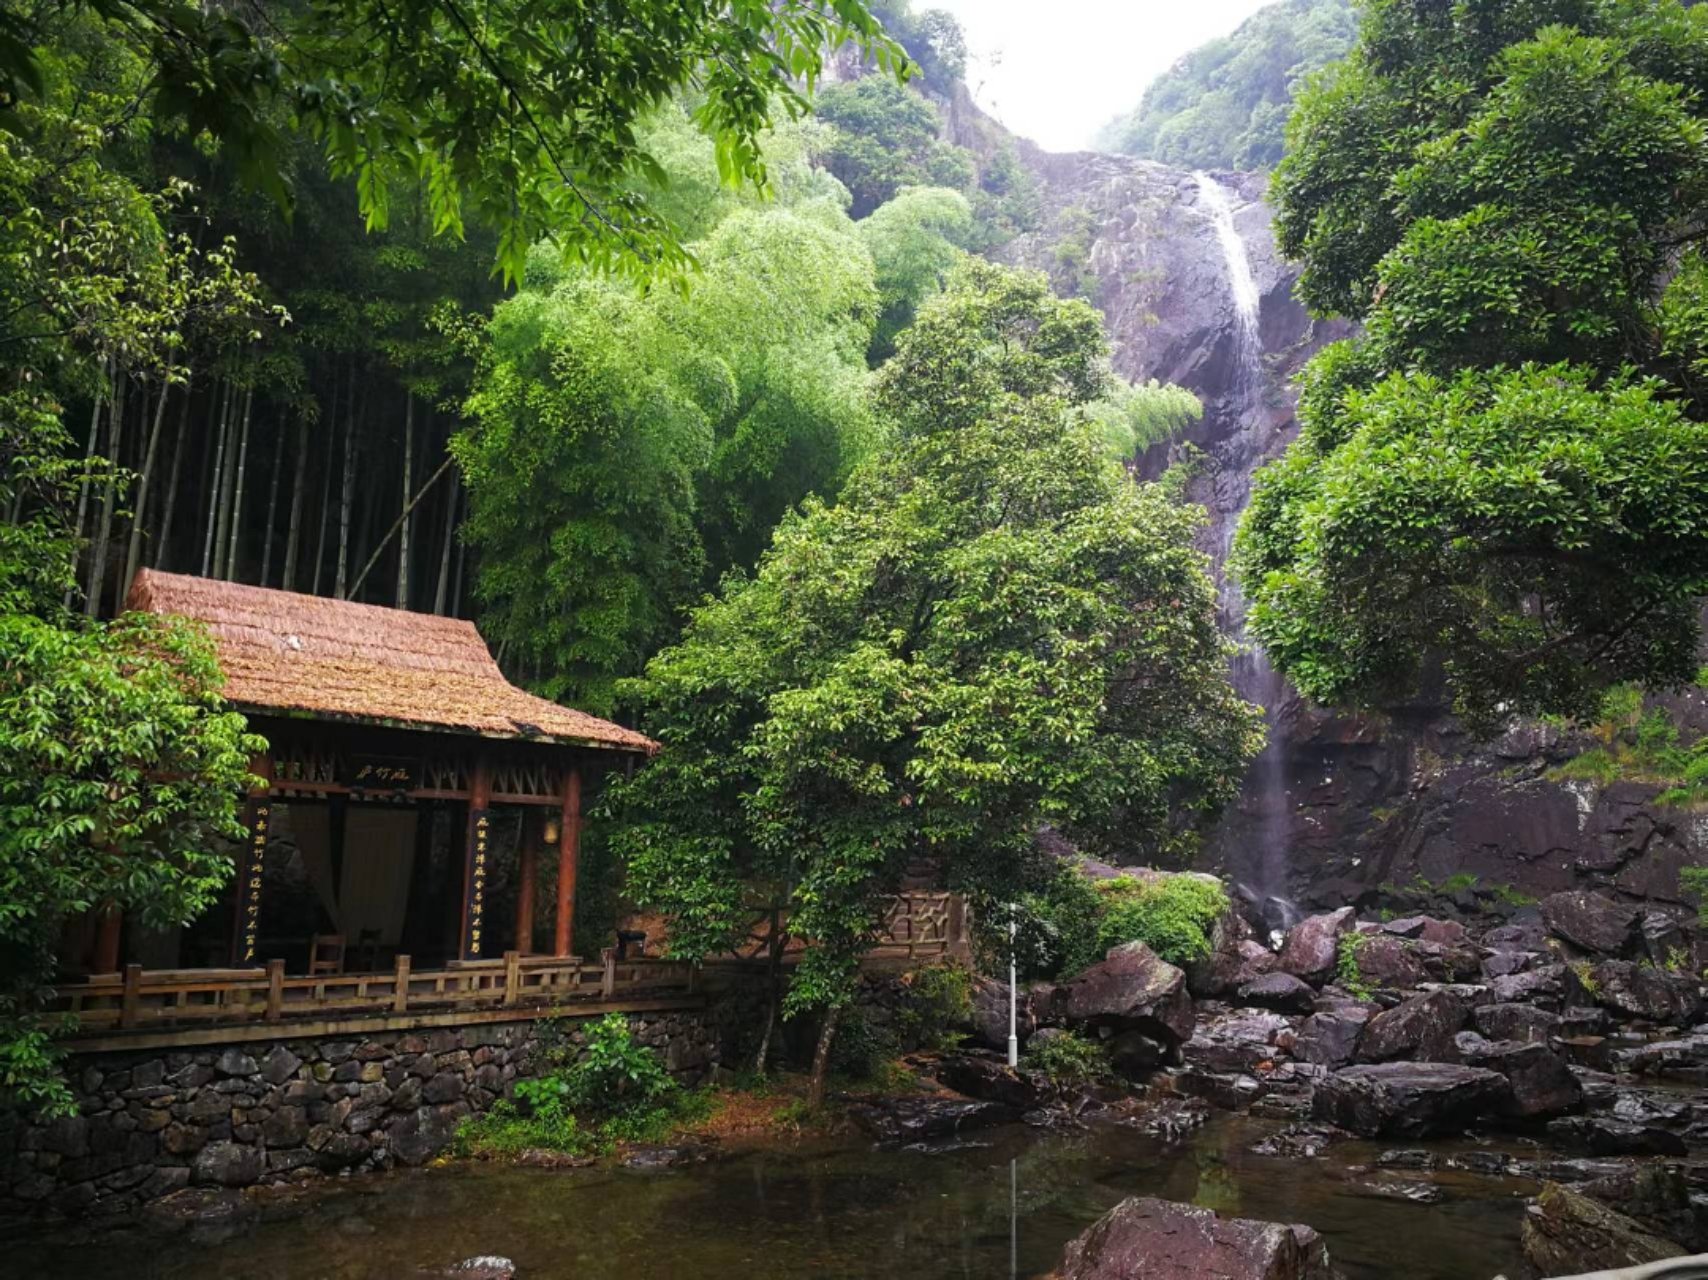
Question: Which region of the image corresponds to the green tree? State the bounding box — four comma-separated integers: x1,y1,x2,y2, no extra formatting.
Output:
1098,0,1357,170
856,185,974,361
0,0,906,282
616,261,1261,1101
1234,0,1708,729
814,77,975,217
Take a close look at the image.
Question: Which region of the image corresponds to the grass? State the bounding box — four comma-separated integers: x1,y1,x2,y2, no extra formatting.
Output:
1335,933,1374,1001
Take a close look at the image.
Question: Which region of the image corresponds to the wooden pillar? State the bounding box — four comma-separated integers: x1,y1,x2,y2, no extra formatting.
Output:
514,812,538,955
459,759,493,961
92,902,123,974
553,765,582,958
230,754,274,967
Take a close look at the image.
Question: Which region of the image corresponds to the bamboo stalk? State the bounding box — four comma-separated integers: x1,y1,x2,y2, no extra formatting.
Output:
259,409,285,585
85,367,125,617
200,380,232,577
396,392,414,609
223,385,254,580
153,372,193,570
281,413,309,591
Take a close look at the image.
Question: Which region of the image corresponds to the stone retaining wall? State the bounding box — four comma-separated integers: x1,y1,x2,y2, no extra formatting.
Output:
0,1009,718,1222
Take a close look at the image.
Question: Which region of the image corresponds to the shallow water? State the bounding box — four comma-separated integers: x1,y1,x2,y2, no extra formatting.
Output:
16,1115,1536,1279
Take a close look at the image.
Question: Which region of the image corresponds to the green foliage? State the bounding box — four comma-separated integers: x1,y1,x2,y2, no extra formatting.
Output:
1099,0,1358,170
814,77,976,218
1549,687,1708,808
616,260,1262,1027
827,1007,899,1079
455,179,881,710
1022,1032,1112,1087
1571,960,1600,997
1239,0,1708,730
1094,875,1230,968
1013,862,1107,981
0,0,906,284
1679,866,1708,928
1335,933,1373,1001
857,186,974,362
456,1014,696,1158
868,0,968,93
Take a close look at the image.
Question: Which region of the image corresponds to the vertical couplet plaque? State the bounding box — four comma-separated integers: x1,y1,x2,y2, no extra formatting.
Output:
462,808,491,961
233,800,271,966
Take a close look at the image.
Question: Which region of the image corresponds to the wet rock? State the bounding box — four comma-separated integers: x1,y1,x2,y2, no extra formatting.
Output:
1250,1122,1344,1159
1488,964,1591,1012
1640,913,1690,969
1458,1040,1583,1120
1276,908,1355,986
1358,990,1470,1063
621,1143,714,1170
1311,1062,1511,1138
1481,950,1541,979
192,1140,265,1187
260,1046,302,1086
1350,1179,1441,1204
514,1148,596,1169
1237,972,1316,1013
1045,942,1194,1049
1472,1003,1560,1044
426,1257,516,1280
1546,1115,1689,1157
142,1186,256,1233
932,1053,1050,1110
388,1104,466,1166
1521,1182,1685,1275
1173,1069,1267,1111
847,1095,1016,1143
215,1048,258,1078
1052,1194,1337,1280
1107,1029,1172,1077
1541,891,1640,957
1185,907,1259,998
1485,920,1549,952
969,974,1035,1051
1578,1163,1708,1253
1616,1032,1708,1075
1293,1007,1372,1069
1589,960,1702,1025
1132,1096,1212,1142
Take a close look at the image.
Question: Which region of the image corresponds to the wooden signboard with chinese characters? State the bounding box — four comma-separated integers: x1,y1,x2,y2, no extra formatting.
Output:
232,800,271,966
461,808,492,961
343,754,420,795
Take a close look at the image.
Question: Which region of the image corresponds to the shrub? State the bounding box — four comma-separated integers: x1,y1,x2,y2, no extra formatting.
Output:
1682,866,1708,928
1094,875,1230,967
828,1007,899,1080
561,1013,676,1116
893,963,973,1051
1022,1033,1111,1087
1013,863,1106,981
1335,933,1373,1001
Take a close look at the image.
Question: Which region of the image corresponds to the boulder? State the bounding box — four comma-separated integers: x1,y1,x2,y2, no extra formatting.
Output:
427,1258,517,1280
1488,964,1591,1012
1458,1040,1583,1119
1577,1163,1708,1254
969,974,1035,1051
1293,1007,1372,1069
1546,1116,1689,1157
931,1054,1050,1110
1349,936,1426,990
1182,1012,1293,1074
1046,942,1194,1049
1472,1003,1561,1045
1185,905,1258,998
1276,909,1355,986
1541,891,1639,957
1521,1183,1685,1276
1484,919,1548,952
1480,950,1541,979
1589,961,1702,1026
1051,1195,1338,1280
1237,972,1317,1014
1640,912,1690,969
1358,990,1470,1063
1311,1063,1511,1138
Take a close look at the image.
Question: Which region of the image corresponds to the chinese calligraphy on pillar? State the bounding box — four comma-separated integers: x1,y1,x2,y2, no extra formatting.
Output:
233,801,271,965
462,808,491,960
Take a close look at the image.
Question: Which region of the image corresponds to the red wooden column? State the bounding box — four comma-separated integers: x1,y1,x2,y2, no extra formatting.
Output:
553,765,582,958
514,811,538,955
91,903,123,974
459,759,493,961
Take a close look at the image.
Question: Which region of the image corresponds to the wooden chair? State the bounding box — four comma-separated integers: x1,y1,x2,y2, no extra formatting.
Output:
308,934,345,976
352,928,382,972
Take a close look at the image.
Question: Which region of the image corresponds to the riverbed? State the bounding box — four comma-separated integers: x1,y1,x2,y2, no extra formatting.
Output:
15,1114,1535,1279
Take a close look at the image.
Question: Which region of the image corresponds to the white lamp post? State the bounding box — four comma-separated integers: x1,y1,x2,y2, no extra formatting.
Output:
1007,907,1019,1068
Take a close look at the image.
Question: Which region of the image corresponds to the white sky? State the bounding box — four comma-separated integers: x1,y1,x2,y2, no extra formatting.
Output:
929,0,1276,152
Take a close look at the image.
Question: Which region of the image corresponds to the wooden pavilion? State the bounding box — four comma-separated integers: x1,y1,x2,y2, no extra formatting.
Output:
47,571,671,1043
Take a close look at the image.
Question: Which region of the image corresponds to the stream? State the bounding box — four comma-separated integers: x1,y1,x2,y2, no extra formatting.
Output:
15,1113,1535,1279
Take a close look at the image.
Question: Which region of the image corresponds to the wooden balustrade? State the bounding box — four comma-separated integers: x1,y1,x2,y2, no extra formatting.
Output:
50,952,699,1035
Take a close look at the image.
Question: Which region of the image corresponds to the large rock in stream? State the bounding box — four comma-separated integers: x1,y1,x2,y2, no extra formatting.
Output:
1050,1195,1340,1280
1522,1183,1687,1275
1540,891,1640,957
1357,990,1471,1063
1043,941,1194,1052
1311,1062,1511,1137
1588,960,1702,1025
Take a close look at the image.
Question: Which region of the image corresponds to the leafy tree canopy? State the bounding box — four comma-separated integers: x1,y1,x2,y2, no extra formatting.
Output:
615,261,1260,1081
1098,0,1357,170
0,0,905,283
1235,0,1708,731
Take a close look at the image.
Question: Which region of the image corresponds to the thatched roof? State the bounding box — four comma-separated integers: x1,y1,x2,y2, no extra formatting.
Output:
127,571,655,754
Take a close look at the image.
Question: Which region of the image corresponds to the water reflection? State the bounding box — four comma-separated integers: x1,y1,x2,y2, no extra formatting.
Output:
16,1114,1533,1280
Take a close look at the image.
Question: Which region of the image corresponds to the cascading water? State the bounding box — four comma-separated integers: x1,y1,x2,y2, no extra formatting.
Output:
1193,171,1299,938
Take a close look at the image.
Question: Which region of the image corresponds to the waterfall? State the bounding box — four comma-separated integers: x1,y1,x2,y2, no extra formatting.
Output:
1194,171,1299,938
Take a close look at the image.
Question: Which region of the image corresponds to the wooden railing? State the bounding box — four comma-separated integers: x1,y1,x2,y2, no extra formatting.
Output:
51,952,697,1035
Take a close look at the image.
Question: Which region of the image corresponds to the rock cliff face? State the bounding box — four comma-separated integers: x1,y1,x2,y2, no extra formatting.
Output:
977,107,1708,920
